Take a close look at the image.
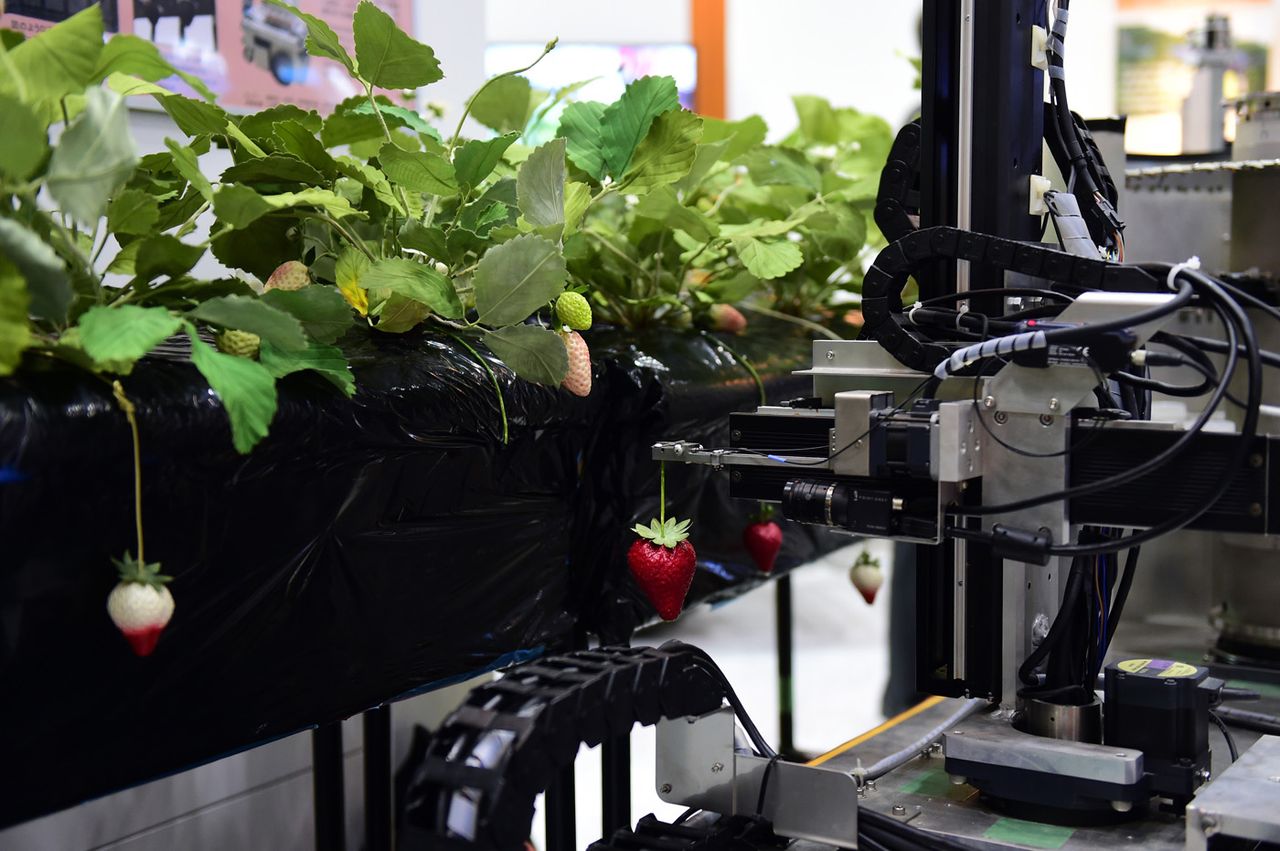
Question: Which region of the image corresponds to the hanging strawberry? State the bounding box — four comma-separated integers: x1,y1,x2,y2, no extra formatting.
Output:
560,330,592,397
627,461,697,621
743,504,783,574
107,553,175,657
850,550,884,605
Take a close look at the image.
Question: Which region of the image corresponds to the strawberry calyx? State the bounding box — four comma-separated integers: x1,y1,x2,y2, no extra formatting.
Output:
853,549,880,569
632,517,691,550
112,551,172,588
749,504,776,524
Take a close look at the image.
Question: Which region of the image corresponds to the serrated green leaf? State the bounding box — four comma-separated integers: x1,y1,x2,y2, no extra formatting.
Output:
0,258,32,376
159,94,231,137
701,115,768,161
473,234,566,327
733,238,803,280
454,132,519,192
46,87,137,225
187,328,278,454
633,186,718,242
264,0,355,74
563,181,590,237
107,189,161,235
517,138,566,232
399,220,450,261
792,95,840,145
350,100,439,137
0,94,48,180
106,72,174,98
675,139,729,194
259,339,355,396
471,74,545,134
191,295,308,351
165,138,213,202
211,217,298,279
557,101,607,181
633,523,657,539
741,146,821,192
106,240,142,275
213,185,360,229
0,5,103,124
373,292,430,333
333,157,404,214
260,285,353,344
483,324,568,385
621,109,702,194
360,258,462,319
601,76,680,178
220,154,326,187
352,1,442,89
77,305,181,364
239,104,323,139
134,234,205,282
377,144,457,195
0,218,70,322
320,96,385,147
92,34,215,101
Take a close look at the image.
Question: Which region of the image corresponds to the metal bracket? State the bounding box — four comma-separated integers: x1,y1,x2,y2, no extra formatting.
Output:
655,707,859,846
1185,735,1280,851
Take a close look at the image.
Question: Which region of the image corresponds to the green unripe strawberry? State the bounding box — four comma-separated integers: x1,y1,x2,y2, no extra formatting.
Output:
216,329,261,359
556,292,593,331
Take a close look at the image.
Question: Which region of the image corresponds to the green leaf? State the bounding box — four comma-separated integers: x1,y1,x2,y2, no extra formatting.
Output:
557,101,607,181
0,94,48,180
621,109,702,194
373,293,431,333
106,72,174,98
220,154,326,187
134,234,205,282
377,144,457,195
633,186,718,242
399,221,450,261
92,34,216,101
213,185,361,229
0,218,70,322
165,138,214,203
702,115,768,161
483,324,568,385
517,138,566,231
191,295,308,351
0,258,32,376
352,1,442,89
350,100,439,137
740,146,821,192
360,258,462,319
792,95,840,145
320,96,385,147
0,5,103,124
46,87,137,225
733,238,804,280
600,76,680,178
260,286,353,344
238,104,323,139
259,339,355,396
473,233,567,327
107,189,161,235
453,132,519,192
273,119,339,179
77,305,181,364
333,157,404,214
160,95,231,137
563,181,590,236
106,240,142,276
211,217,298,279
264,0,355,74
471,74,544,134
187,328,278,454
675,139,729,194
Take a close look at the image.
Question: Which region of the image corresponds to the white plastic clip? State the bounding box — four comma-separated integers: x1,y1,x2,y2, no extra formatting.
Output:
1030,25,1049,71
1166,256,1202,291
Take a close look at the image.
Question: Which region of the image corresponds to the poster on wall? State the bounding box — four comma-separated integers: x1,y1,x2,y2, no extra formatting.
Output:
1116,0,1271,154
0,0,412,112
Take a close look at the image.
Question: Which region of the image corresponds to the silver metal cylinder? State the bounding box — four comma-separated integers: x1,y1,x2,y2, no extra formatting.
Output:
1023,698,1103,743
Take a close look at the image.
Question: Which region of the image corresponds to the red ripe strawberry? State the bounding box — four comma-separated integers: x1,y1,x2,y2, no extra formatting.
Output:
709,304,747,335
106,552,174,657
628,517,697,621
264,260,310,292
743,511,783,574
850,551,884,605
561,330,592,397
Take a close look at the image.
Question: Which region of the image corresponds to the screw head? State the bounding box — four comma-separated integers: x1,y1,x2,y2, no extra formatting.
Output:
891,804,907,816
994,411,1009,425
1049,398,1061,412
1250,503,1264,518
1250,453,1264,468
983,395,996,409
711,762,724,773
826,350,837,361
660,783,673,794
731,430,742,441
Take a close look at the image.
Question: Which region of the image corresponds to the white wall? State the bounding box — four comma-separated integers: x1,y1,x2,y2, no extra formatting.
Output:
485,0,690,44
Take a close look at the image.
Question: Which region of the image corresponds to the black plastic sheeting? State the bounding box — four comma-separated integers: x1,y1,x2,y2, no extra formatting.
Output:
0,320,843,827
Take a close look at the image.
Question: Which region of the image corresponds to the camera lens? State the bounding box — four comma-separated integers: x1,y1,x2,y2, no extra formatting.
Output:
782,479,847,526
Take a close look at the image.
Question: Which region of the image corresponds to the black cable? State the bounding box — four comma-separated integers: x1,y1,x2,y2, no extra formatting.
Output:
1179,334,1280,371
1102,544,1140,653
662,641,776,758
754,754,782,816
1209,711,1239,763
1216,705,1280,736
1017,552,1091,687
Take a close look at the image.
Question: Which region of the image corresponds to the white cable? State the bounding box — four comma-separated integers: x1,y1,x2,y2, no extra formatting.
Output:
1167,256,1202,291
934,329,1049,380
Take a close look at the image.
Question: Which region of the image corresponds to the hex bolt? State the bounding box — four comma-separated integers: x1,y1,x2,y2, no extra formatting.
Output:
732,470,743,482
1114,752,1127,758
1111,800,1133,813
891,804,907,816
660,783,673,794
1048,398,1061,412
993,411,1009,425
711,762,724,773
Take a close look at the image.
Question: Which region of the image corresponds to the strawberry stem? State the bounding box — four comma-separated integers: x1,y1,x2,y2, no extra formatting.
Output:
449,333,510,445
112,381,144,564
659,460,666,525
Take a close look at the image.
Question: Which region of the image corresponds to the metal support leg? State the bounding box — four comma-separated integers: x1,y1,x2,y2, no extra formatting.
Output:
601,732,631,837
545,763,576,851
312,724,346,851
363,707,393,851
776,574,797,758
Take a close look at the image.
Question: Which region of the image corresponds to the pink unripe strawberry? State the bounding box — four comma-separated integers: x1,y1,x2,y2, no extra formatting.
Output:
264,260,310,291
106,552,174,657
561,330,592,397
850,552,883,605
709,303,747,334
